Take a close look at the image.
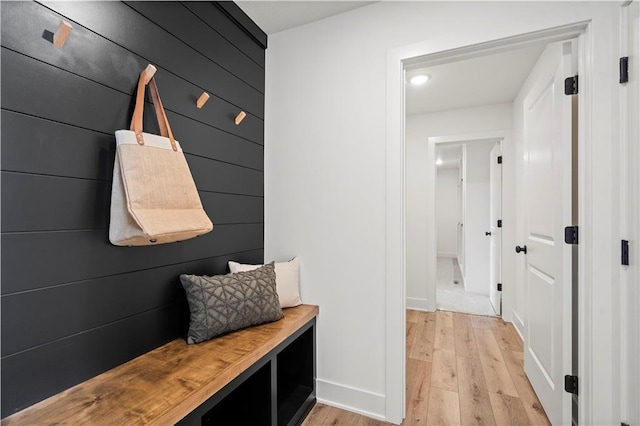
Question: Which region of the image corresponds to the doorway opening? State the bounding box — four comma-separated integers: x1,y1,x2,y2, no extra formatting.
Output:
403,42,549,323
432,138,503,317
394,25,586,426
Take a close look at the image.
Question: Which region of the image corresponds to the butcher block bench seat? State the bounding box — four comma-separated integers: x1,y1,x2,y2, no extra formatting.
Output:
4,304,319,426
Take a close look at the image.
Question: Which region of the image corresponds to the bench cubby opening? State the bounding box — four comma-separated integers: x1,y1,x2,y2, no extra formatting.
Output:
277,325,315,426
176,309,317,426
201,361,272,425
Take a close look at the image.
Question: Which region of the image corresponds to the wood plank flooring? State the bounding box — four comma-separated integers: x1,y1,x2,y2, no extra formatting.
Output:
302,310,550,425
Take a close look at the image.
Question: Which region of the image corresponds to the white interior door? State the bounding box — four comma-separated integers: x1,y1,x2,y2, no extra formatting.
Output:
489,142,502,315
520,41,574,426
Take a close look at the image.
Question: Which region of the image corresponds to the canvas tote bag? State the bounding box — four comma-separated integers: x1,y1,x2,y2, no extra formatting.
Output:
109,71,213,246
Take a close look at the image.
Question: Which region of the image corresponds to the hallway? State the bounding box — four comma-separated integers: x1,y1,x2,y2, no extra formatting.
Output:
302,310,549,425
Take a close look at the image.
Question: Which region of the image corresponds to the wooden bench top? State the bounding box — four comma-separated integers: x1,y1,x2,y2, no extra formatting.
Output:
4,304,319,425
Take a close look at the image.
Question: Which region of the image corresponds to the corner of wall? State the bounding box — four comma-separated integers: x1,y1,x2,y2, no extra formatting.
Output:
406,297,431,312
316,379,386,421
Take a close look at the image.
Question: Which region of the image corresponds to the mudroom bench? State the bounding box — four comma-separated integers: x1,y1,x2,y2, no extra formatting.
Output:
4,304,319,426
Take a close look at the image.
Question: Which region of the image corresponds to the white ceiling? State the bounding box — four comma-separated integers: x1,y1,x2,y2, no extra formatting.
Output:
236,2,544,119
406,44,545,116
237,1,375,35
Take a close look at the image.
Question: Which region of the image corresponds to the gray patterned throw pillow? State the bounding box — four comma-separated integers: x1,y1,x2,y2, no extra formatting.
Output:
180,262,284,344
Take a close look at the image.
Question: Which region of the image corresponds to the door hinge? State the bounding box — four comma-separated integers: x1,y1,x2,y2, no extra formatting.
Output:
497,283,502,291
497,155,503,164
497,219,502,228
564,226,579,245
622,240,629,266
564,375,578,395
564,75,579,95
620,57,629,84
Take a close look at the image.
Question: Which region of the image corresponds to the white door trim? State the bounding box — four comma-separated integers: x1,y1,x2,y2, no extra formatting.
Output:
619,2,639,424
385,23,593,424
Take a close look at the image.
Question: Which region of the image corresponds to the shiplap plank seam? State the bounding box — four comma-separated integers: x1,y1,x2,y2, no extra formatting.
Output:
1,223,264,236
1,224,265,291
181,2,265,70
1,302,188,415
123,2,264,92
0,48,264,147
0,248,265,297
0,224,265,235
3,2,265,130
36,1,264,95
181,2,265,67
35,1,264,118
0,171,267,197
1,110,264,176
1,299,186,360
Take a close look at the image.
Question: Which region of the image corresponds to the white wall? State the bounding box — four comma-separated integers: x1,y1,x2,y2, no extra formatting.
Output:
464,140,495,295
265,2,620,423
406,104,511,309
436,167,458,257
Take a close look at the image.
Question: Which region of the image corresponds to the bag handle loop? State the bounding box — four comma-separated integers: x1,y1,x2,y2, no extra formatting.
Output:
130,70,177,151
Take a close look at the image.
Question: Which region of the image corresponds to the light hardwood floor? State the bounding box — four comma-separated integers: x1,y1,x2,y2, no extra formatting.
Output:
302,310,550,425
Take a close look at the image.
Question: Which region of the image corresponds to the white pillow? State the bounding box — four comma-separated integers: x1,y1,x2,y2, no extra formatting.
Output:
228,258,302,308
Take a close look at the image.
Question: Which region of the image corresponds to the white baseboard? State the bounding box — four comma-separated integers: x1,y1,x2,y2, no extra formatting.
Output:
437,252,457,258
406,297,431,311
511,310,525,340
316,379,386,421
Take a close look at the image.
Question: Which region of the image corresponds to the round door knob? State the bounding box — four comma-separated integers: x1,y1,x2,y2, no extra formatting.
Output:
515,245,527,254
485,231,492,236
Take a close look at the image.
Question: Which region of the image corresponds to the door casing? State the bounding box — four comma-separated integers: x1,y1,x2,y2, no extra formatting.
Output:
427,133,505,313
387,21,602,424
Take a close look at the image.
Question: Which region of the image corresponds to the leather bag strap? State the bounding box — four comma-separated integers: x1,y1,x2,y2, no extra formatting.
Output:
129,71,177,151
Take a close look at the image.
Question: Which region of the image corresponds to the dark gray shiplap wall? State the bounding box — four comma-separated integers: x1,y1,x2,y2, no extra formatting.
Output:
1,1,266,417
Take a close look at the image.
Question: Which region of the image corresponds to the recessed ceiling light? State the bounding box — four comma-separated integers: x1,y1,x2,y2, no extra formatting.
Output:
409,74,430,85
436,158,443,166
